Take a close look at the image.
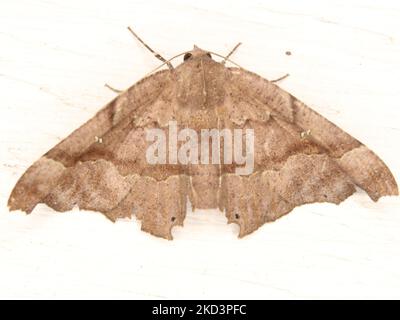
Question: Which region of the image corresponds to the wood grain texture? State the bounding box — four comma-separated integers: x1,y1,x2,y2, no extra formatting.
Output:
1,0,399,299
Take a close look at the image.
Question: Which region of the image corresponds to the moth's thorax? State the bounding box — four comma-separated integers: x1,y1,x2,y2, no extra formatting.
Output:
176,53,227,110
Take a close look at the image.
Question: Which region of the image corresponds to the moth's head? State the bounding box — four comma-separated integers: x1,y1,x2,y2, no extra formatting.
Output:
183,45,212,62
177,45,225,110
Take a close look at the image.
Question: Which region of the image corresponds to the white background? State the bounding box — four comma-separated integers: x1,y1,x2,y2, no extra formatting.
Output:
1,0,399,299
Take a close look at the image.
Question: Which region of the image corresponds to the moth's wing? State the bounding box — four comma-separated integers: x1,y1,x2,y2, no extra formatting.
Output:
8,70,168,213
8,70,189,239
44,70,174,167
227,67,398,199
219,68,398,237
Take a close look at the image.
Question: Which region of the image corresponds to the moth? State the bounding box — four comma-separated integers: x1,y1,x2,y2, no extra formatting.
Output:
8,28,398,240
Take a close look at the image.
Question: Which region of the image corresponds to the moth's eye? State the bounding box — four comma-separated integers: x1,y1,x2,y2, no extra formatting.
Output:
206,52,212,59
183,52,192,61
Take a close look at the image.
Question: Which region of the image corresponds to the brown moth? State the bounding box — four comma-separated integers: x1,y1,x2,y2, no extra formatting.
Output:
8,30,398,239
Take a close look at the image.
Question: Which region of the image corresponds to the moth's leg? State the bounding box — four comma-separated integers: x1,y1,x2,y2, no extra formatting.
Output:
221,42,242,65
104,83,123,94
271,73,289,83
127,26,174,70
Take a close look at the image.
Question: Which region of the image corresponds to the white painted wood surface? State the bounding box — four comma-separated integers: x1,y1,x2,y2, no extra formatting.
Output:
1,0,399,299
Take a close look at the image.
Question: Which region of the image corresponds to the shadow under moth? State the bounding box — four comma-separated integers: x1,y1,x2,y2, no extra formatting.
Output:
8,30,398,240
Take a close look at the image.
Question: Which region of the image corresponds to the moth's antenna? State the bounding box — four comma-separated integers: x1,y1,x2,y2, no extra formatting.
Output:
146,52,186,76
127,26,174,70
221,42,242,65
207,51,243,69
146,51,244,77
